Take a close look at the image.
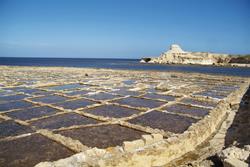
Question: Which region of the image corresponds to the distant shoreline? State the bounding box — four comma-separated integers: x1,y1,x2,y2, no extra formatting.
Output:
140,58,250,68
142,44,250,68
0,57,250,77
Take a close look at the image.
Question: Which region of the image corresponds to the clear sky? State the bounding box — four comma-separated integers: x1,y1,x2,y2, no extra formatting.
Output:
0,0,249,58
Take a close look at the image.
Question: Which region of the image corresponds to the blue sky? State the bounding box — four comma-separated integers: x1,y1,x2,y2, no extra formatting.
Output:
0,0,249,58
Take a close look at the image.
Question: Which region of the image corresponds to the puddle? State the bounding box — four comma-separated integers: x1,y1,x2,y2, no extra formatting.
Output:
0,134,73,167
46,83,86,91
86,92,119,101
0,94,29,103
143,93,176,101
0,120,33,138
83,104,141,118
111,88,142,96
180,98,217,108
5,106,60,121
19,88,52,95
195,91,227,99
30,95,69,104
210,89,232,95
0,101,34,112
146,87,159,93
163,103,210,117
3,87,26,92
128,110,197,133
123,80,135,85
58,124,146,148
212,85,238,92
64,90,90,96
0,90,16,97
172,88,196,94
113,97,165,108
55,99,96,110
30,113,99,130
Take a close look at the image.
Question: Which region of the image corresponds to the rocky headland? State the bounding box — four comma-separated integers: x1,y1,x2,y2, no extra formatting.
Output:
141,44,250,67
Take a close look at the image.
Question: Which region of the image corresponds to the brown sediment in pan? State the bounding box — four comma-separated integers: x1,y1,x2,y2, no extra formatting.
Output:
0,66,248,167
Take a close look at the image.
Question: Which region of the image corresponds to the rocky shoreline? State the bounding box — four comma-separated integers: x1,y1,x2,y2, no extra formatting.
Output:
0,66,249,167
141,44,250,67
166,85,250,167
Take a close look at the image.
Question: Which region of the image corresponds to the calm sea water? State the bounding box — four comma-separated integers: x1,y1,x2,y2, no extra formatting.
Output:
0,57,250,77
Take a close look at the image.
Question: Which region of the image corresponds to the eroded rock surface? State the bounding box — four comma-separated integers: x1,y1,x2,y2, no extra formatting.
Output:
0,66,249,167
219,146,250,166
144,44,250,67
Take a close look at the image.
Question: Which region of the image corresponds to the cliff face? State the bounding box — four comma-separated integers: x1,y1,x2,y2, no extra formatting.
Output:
146,44,231,65
229,56,250,64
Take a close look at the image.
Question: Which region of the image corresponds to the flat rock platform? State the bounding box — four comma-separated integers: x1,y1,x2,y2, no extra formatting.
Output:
0,66,249,167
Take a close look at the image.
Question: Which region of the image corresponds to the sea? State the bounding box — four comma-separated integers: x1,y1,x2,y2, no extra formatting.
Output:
0,57,250,77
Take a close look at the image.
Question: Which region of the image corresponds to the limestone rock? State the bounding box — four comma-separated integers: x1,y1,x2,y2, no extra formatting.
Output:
143,44,232,66
244,145,250,152
166,44,186,54
142,135,154,145
219,145,250,167
123,139,145,152
155,81,170,91
130,83,149,91
219,146,250,161
35,152,89,167
151,134,163,142
223,158,249,167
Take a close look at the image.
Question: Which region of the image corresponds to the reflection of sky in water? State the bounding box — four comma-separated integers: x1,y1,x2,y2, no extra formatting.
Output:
0,58,250,77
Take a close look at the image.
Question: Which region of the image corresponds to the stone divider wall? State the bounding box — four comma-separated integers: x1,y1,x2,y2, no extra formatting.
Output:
35,82,250,167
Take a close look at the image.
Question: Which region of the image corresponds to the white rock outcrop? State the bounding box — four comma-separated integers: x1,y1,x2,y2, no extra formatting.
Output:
219,145,250,167
166,44,186,54
145,44,231,65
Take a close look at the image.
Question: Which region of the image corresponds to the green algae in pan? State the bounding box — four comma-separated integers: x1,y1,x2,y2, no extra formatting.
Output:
128,110,197,133
30,95,69,104
5,106,61,121
113,97,165,108
86,92,120,101
0,120,33,138
58,124,147,148
54,98,97,110
0,134,73,167
83,104,142,118
30,113,99,130
180,98,217,108
163,103,210,117
0,100,34,112
142,93,176,101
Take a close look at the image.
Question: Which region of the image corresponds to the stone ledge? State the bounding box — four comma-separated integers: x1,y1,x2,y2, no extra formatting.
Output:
34,82,249,167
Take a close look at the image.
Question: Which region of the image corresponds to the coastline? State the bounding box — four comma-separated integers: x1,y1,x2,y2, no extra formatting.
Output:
141,44,250,69
1,62,250,78
141,61,250,68
0,65,249,166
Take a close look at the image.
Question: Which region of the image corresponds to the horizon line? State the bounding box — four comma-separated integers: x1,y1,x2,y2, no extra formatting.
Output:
0,56,140,59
